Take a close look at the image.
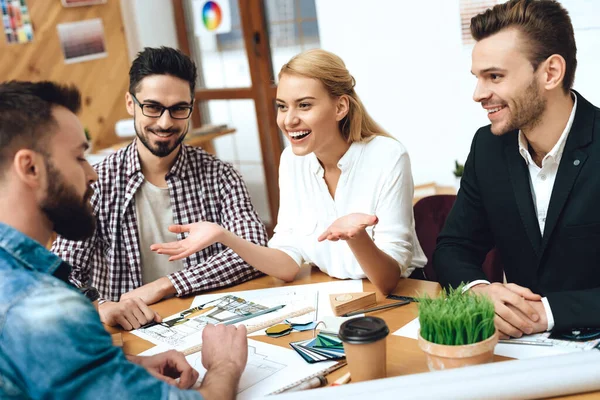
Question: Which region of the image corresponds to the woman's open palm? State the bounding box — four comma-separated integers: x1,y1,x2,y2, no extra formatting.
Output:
317,213,378,242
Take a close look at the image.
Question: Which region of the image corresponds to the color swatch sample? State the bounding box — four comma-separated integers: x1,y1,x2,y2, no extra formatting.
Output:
202,1,222,31
290,333,346,364
1,0,33,44
56,18,107,64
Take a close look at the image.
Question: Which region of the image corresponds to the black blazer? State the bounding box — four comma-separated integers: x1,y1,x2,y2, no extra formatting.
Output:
434,91,600,331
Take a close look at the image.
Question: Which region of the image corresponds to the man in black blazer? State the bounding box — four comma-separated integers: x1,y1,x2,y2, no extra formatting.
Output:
434,0,600,338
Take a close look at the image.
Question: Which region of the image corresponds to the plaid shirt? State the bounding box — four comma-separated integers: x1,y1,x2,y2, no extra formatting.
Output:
52,139,267,301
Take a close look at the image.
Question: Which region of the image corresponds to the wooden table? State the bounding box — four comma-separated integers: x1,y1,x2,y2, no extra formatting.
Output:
108,266,598,399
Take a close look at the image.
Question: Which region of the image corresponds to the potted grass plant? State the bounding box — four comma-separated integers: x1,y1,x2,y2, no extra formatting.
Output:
417,285,498,371
453,160,464,191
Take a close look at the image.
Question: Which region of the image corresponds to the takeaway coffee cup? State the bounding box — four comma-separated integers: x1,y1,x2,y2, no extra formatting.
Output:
338,316,389,382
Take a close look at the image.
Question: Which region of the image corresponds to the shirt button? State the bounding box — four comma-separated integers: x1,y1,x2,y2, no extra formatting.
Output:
540,174,547,181
574,159,581,166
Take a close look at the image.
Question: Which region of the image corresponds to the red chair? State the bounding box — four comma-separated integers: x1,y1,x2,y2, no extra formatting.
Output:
413,194,503,283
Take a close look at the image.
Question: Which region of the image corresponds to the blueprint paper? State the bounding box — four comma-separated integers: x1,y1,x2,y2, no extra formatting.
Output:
140,339,336,399
190,280,363,336
273,351,600,400
132,280,363,350
131,295,268,350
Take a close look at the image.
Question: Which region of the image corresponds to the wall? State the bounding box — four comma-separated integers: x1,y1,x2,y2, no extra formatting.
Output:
0,0,132,150
119,0,179,61
315,0,600,185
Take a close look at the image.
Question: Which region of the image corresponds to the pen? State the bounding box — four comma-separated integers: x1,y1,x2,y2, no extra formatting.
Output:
499,339,553,346
268,361,347,395
139,320,164,329
331,372,351,386
279,375,327,393
142,304,285,330
343,300,410,317
223,304,286,325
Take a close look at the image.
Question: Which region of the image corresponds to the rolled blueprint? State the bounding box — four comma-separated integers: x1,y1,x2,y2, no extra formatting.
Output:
275,351,600,400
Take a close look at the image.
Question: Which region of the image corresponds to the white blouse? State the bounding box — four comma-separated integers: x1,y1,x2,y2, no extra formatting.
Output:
268,135,427,279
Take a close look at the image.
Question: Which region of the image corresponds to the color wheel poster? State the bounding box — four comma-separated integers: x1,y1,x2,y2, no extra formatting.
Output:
192,0,232,36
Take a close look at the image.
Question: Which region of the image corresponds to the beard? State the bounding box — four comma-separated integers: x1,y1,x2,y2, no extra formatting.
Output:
134,117,189,158
492,78,547,135
40,158,96,241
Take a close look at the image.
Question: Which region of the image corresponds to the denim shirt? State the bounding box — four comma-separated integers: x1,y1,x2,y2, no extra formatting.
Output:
0,223,202,399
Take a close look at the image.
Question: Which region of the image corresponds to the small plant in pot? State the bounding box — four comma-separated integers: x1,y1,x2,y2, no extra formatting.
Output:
453,160,464,191
417,285,498,371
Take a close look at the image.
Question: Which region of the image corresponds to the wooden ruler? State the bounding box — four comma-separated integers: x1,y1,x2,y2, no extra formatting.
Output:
182,306,316,356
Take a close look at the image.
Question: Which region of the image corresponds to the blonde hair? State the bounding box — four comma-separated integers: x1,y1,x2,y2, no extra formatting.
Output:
278,49,392,143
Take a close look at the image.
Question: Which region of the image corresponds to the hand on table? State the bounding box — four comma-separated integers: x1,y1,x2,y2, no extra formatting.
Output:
98,297,161,331
131,350,199,389
120,277,175,305
150,222,223,261
201,324,248,379
471,282,542,339
506,299,548,335
317,213,378,242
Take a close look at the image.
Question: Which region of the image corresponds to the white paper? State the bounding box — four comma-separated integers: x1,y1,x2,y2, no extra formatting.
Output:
140,339,336,399
393,318,582,359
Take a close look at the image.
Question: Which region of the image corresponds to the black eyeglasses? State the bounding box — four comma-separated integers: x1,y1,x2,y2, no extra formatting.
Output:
130,93,194,120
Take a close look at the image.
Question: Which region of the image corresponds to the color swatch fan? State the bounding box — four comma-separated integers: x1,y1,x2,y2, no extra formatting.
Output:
290,333,346,363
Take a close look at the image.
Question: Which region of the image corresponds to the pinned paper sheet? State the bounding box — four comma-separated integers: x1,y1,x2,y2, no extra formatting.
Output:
393,318,578,359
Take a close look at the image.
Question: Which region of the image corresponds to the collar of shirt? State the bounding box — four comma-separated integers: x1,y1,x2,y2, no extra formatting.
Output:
308,141,366,176
0,222,70,279
518,92,578,167
123,138,190,180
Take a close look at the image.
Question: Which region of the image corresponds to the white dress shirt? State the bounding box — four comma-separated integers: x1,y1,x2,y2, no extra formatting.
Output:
465,93,578,331
268,135,427,279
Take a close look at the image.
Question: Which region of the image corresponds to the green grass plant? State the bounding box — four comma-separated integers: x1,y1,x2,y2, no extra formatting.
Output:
418,285,495,346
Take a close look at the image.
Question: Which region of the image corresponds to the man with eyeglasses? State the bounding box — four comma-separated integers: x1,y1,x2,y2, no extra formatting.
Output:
53,47,267,330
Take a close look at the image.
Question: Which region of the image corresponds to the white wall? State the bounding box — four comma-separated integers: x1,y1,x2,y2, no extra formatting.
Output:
315,0,600,186
120,0,179,61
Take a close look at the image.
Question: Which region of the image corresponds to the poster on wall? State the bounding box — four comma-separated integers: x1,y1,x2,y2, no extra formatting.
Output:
57,18,107,64
192,0,232,36
1,0,34,44
61,0,106,7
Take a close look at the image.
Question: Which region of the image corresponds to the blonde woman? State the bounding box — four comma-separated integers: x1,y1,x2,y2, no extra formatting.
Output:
151,49,426,294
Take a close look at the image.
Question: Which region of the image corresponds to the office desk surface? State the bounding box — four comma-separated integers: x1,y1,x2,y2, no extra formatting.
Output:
108,267,598,399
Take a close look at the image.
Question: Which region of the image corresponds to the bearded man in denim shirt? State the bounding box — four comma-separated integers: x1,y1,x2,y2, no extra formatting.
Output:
0,81,247,399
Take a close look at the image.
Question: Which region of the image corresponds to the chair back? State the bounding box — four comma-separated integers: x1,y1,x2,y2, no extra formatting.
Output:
413,194,503,283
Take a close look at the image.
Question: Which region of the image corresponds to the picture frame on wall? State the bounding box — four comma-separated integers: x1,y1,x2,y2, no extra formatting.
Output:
1,0,34,44
61,0,107,7
57,18,107,64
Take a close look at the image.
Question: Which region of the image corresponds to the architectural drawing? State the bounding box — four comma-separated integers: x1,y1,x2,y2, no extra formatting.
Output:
132,295,268,349
190,343,287,392
185,339,336,399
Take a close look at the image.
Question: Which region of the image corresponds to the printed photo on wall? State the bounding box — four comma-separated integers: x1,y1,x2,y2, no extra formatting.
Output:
1,0,34,44
61,0,106,7
57,18,107,64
